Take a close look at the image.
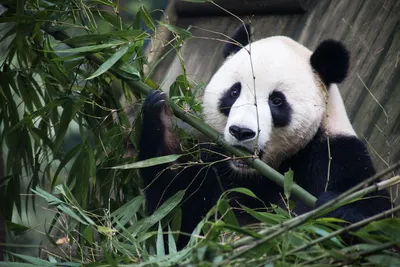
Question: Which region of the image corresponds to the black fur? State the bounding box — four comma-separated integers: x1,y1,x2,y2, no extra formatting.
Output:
223,24,251,58
218,82,241,116
268,91,292,127
283,129,391,221
310,39,350,86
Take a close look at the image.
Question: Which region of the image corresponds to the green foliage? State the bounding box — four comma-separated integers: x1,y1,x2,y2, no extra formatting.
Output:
4,184,399,266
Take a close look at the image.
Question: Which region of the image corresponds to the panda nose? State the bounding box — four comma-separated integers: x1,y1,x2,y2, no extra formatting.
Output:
229,126,256,141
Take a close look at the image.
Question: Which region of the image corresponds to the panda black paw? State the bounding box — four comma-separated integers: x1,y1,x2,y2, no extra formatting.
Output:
142,90,168,119
316,191,364,223
139,90,178,160
141,90,173,132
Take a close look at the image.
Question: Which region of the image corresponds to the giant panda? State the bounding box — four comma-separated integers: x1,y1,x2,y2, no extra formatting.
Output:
139,24,391,247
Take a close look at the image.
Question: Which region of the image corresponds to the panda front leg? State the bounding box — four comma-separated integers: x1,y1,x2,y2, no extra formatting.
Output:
139,90,182,213
139,90,179,162
138,90,217,248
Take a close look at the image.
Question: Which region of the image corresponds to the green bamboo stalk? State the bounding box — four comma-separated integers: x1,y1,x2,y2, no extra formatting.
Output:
43,26,317,207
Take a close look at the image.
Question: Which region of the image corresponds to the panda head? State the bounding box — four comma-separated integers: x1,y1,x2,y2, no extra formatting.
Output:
203,24,351,172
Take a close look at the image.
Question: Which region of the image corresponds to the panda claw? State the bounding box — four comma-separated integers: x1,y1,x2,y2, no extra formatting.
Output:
143,90,167,110
142,90,169,125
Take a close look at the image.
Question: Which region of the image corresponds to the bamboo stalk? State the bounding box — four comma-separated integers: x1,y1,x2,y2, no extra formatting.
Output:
42,26,318,207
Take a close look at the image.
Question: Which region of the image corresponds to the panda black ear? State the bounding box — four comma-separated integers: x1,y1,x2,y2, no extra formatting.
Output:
310,40,350,85
223,24,251,58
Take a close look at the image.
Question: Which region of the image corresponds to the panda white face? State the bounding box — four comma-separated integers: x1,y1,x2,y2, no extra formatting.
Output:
203,36,326,172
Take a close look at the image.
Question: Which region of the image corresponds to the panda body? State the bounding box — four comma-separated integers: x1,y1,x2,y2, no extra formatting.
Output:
139,25,391,247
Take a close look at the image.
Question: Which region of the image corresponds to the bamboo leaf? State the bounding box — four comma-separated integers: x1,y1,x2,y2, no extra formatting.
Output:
115,60,141,80
139,6,156,32
83,225,93,243
240,204,284,225
367,254,400,267
86,44,129,80
54,99,74,152
358,218,400,242
218,199,239,227
62,30,146,45
52,144,82,189
225,187,258,199
131,190,185,237
158,21,192,40
302,225,342,247
111,154,182,169
17,74,34,112
111,195,144,227
157,222,166,256
51,43,125,54
31,187,63,206
68,148,91,208
0,263,41,267
30,127,54,153
284,169,294,199
168,225,177,254
96,10,121,28
0,25,17,43
57,205,88,225
9,252,56,266
6,221,30,235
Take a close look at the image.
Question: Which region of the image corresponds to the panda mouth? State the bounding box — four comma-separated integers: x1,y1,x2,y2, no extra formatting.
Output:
231,146,263,170
232,158,250,168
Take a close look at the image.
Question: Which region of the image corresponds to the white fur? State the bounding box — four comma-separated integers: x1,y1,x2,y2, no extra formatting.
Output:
323,84,356,136
203,36,356,169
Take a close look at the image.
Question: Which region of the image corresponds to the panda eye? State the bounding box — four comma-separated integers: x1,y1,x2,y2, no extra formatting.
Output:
230,88,240,98
269,91,286,107
271,97,282,106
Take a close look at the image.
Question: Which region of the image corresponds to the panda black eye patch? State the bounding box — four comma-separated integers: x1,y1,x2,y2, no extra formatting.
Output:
218,82,241,116
268,91,292,127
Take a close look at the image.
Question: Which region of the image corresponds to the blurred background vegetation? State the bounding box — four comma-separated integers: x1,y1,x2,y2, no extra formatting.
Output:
0,0,168,259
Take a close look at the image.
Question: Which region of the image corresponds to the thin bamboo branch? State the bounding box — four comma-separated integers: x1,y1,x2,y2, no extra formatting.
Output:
41,26,318,207
269,183,400,263
228,153,400,250
225,175,400,262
